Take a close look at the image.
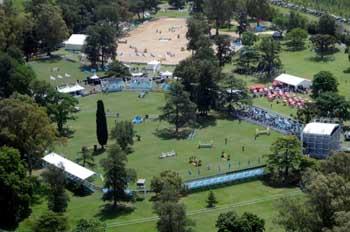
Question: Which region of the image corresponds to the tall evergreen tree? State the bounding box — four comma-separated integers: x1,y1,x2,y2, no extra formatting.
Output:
42,165,69,213
100,144,130,207
159,82,196,136
96,100,108,149
0,147,32,230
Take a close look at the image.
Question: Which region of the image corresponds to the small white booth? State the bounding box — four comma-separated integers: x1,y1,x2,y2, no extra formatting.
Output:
57,83,85,96
146,60,161,72
274,74,312,90
64,34,87,51
42,152,96,191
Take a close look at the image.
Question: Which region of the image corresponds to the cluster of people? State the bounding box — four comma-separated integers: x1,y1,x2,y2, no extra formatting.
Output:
237,105,303,135
250,84,310,109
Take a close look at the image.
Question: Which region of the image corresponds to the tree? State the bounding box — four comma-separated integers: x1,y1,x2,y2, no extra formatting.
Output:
237,46,259,74
159,82,196,136
151,170,183,197
257,37,281,80
32,211,69,232
203,0,235,36
310,34,337,59
106,60,131,77
276,152,350,232
73,218,106,232
241,31,257,46
96,100,108,149
154,184,193,232
0,51,35,98
287,11,307,31
0,98,56,174
34,4,69,55
206,191,218,208
215,34,234,66
286,28,308,51
42,165,69,213
169,0,185,9
46,91,78,136
246,0,271,24
84,23,117,67
311,71,338,98
192,0,204,13
76,146,95,168
315,92,350,121
296,102,319,124
100,144,130,207
111,121,134,152
186,14,210,52
318,14,336,35
265,136,306,185
0,147,32,230
220,73,251,113
216,211,265,232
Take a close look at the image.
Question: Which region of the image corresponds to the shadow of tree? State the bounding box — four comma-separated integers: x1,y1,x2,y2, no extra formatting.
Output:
195,115,217,129
95,203,135,221
154,128,192,140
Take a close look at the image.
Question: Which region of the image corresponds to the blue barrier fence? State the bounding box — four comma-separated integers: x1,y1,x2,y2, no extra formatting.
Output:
184,165,266,191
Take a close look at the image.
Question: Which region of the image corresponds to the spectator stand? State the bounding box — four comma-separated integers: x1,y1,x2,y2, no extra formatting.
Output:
127,77,154,91
236,105,303,136
100,78,125,93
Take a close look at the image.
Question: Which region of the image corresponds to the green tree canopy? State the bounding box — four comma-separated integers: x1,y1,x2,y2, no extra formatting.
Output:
159,82,196,136
151,170,183,197
0,147,32,230
111,120,134,152
73,218,106,232
310,34,337,59
42,165,69,213
32,211,69,232
0,98,56,174
311,71,338,98
241,31,257,46
286,28,308,51
315,92,350,121
257,37,281,80
318,14,336,35
216,211,265,232
106,60,131,77
100,143,131,207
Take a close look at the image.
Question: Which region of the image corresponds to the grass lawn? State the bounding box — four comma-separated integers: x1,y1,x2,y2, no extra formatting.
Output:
19,180,300,232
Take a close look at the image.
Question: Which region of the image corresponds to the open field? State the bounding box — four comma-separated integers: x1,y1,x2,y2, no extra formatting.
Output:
117,18,192,65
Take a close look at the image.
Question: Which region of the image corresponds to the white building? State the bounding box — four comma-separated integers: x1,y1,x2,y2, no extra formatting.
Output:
275,74,312,90
146,60,161,72
302,122,341,158
42,152,96,191
64,34,87,51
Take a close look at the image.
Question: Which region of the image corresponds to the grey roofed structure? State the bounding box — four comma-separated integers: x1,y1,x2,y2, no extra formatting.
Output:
301,122,341,158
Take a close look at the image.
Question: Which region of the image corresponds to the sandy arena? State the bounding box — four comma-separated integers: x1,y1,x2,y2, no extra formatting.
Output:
116,18,192,65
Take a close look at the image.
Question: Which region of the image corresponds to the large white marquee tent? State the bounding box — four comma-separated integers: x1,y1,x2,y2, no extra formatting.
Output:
275,74,312,89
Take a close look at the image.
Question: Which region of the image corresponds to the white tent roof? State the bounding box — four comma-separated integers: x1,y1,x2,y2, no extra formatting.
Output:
64,34,87,46
43,152,95,180
303,122,340,136
160,71,173,77
57,83,85,94
90,74,99,80
275,74,312,88
131,72,144,77
148,60,160,65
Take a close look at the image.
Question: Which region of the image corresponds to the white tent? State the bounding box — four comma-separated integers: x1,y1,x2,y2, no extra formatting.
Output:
275,74,312,89
43,152,95,180
64,34,87,51
57,83,85,95
160,71,173,79
146,60,161,72
131,72,144,77
89,73,99,80
303,122,340,136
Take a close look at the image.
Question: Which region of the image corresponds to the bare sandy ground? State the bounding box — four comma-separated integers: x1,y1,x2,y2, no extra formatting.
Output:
116,18,192,65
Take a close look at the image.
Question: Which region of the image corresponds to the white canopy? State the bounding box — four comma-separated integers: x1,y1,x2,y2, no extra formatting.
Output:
160,71,173,78
303,122,340,136
90,74,99,80
64,34,87,51
275,74,312,88
131,72,144,77
43,152,95,180
146,60,161,72
57,83,85,94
